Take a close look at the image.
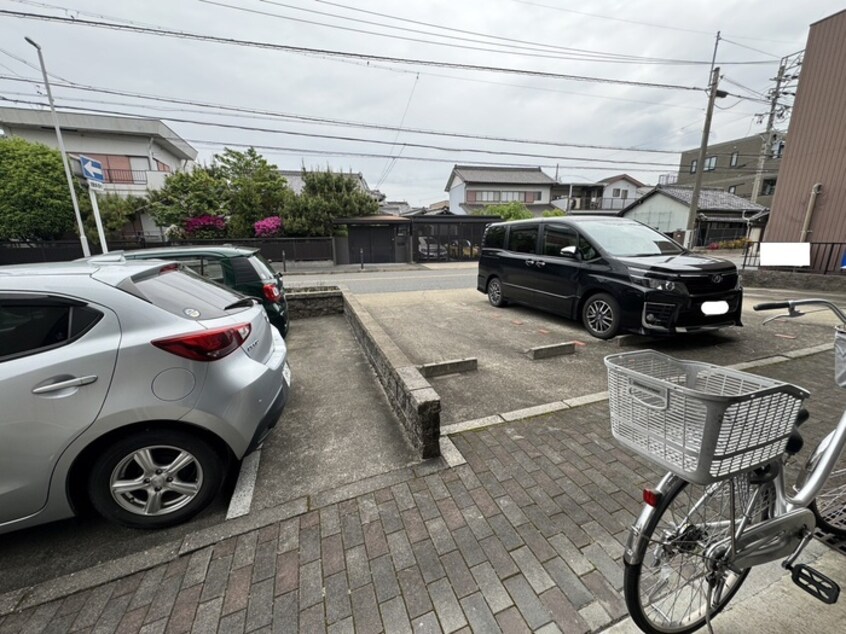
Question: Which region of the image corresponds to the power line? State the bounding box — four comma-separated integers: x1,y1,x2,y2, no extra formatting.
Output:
0,9,705,91
0,96,687,167
510,0,800,44
376,73,420,189
214,0,775,66
721,38,780,59
0,74,695,154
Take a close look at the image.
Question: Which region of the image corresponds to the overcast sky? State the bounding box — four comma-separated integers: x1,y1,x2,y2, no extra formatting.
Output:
0,0,841,205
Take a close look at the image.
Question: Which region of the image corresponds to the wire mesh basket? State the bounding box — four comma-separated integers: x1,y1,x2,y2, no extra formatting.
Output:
605,350,809,485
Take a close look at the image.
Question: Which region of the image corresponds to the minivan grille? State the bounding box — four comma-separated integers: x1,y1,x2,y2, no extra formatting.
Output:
685,272,737,295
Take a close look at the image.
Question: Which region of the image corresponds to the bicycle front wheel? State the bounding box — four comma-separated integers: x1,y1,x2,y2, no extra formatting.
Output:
624,475,767,634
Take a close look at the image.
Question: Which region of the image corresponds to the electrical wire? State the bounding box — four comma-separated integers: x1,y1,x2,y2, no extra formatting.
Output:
0,74,694,154
376,73,419,189
0,9,706,92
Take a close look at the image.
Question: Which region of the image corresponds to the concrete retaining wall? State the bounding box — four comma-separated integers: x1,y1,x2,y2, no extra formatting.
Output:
286,287,345,319
744,269,846,292
343,293,441,459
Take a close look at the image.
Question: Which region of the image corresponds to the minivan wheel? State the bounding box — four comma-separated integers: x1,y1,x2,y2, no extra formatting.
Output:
582,293,621,339
487,277,507,307
88,430,224,529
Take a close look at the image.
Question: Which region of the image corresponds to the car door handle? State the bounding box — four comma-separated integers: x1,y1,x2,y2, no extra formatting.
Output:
535,261,546,268
32,375,98,394
525,259,536,266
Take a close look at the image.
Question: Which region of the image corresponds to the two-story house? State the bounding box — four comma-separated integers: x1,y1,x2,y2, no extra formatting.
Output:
551,174,647,213
0,106,197,239
444,165,558,216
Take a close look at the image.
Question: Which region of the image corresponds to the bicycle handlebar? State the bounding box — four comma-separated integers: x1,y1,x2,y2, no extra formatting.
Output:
753,298,846,324
754,302,791,311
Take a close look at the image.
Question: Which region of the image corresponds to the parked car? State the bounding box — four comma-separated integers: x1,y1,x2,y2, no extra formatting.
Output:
121,246,289,338
0,260,291,534
477,216,742,339
418,236,448,260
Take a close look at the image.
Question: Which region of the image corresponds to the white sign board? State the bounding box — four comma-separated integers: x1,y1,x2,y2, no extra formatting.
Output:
759,242,811,267
87,179,105,192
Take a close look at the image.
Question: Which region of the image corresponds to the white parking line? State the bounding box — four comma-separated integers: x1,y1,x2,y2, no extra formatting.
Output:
226,450,261,520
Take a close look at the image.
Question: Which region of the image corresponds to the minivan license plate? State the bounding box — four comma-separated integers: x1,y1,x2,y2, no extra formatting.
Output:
701,301,729,316
282,362,292,386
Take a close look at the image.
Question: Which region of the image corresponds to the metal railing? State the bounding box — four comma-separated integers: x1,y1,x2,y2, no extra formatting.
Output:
742,241,846,274
104,169,148,184
568,197,632,211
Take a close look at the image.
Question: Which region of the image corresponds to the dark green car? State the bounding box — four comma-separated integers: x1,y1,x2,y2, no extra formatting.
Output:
123,246,289,337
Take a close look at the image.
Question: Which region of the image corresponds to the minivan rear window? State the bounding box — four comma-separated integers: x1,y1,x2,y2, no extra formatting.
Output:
508,227,538,254
121,268,249,320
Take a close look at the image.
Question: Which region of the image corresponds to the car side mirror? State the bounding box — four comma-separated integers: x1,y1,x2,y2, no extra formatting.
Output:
559,246,577,258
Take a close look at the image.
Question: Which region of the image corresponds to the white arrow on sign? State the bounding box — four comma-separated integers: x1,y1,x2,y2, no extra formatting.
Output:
82,159,103,181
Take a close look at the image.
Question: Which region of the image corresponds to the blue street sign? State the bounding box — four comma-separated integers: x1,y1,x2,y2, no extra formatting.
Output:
80,155,104,183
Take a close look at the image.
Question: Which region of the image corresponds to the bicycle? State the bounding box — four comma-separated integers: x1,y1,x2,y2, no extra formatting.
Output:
604,299,846,633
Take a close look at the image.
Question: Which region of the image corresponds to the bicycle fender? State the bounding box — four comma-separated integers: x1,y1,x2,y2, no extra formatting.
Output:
624,472,684,566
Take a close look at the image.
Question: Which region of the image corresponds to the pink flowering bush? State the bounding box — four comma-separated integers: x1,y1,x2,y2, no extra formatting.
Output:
254,216,283,238
184,215,227,239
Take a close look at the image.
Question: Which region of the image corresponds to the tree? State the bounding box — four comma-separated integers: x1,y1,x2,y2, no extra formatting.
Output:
542,209,566,218
0,137,80,240
476,201,533,221
148,168,227,230
215,148,293,237
285,169,379,236
85,193,146,240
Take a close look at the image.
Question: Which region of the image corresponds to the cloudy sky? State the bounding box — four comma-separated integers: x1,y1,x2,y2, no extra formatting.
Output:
0,0,841,205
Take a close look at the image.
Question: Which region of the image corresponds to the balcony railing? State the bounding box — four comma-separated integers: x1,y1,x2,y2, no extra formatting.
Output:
566,197,633,211
104,169,148,184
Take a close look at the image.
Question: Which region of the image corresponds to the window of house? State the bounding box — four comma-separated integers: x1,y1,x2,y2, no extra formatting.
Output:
762,179,777,196
704,156,717,171
690,159,698,174
612,188,621,198
621,189,629,199
730,152,739,167
728,186,737,194
508,226,538,254
476,191,501,203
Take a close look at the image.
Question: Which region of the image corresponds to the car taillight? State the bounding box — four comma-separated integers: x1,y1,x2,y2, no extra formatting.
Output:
152,323,251,361
262,283,281,302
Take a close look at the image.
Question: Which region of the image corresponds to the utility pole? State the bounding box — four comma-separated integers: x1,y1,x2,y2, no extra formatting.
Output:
25,37,90,257
685,66,726,249
750,61,786,203
685,31,724,250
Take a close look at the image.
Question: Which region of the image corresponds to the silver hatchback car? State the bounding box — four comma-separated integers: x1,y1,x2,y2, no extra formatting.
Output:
0,259,290,534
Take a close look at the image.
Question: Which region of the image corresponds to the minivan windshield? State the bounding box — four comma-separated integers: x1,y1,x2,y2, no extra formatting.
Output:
578,221,684,257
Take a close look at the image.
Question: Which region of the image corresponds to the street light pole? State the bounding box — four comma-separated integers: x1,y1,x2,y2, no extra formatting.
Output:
25,36,90,257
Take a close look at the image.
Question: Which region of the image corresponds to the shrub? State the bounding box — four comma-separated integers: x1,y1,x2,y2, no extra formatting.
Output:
184,214,226,239
254,216,284,237
542,209,566,218
707,242,720,250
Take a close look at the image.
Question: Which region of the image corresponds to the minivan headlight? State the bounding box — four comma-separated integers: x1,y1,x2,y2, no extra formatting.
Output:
631,274,688,294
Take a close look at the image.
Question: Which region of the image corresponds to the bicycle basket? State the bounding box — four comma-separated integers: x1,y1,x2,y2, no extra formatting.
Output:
605,350,809,485
835,328,846,388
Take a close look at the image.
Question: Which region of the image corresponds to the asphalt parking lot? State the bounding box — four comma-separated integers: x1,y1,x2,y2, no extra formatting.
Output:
357,287,840,426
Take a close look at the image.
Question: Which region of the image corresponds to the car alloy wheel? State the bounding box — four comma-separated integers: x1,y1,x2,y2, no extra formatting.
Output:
109,445,203,517
582,292,621,339
88,429,224,529
487,277,506,307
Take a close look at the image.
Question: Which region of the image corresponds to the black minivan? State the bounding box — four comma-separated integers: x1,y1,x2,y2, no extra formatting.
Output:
477,216,742,339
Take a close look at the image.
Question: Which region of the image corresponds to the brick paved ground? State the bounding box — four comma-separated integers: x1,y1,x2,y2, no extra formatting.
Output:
1,352,843,634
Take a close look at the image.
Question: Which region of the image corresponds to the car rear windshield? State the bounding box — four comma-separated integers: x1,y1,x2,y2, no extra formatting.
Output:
120,267,250,320
249,255,277,282
578,221,684,257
